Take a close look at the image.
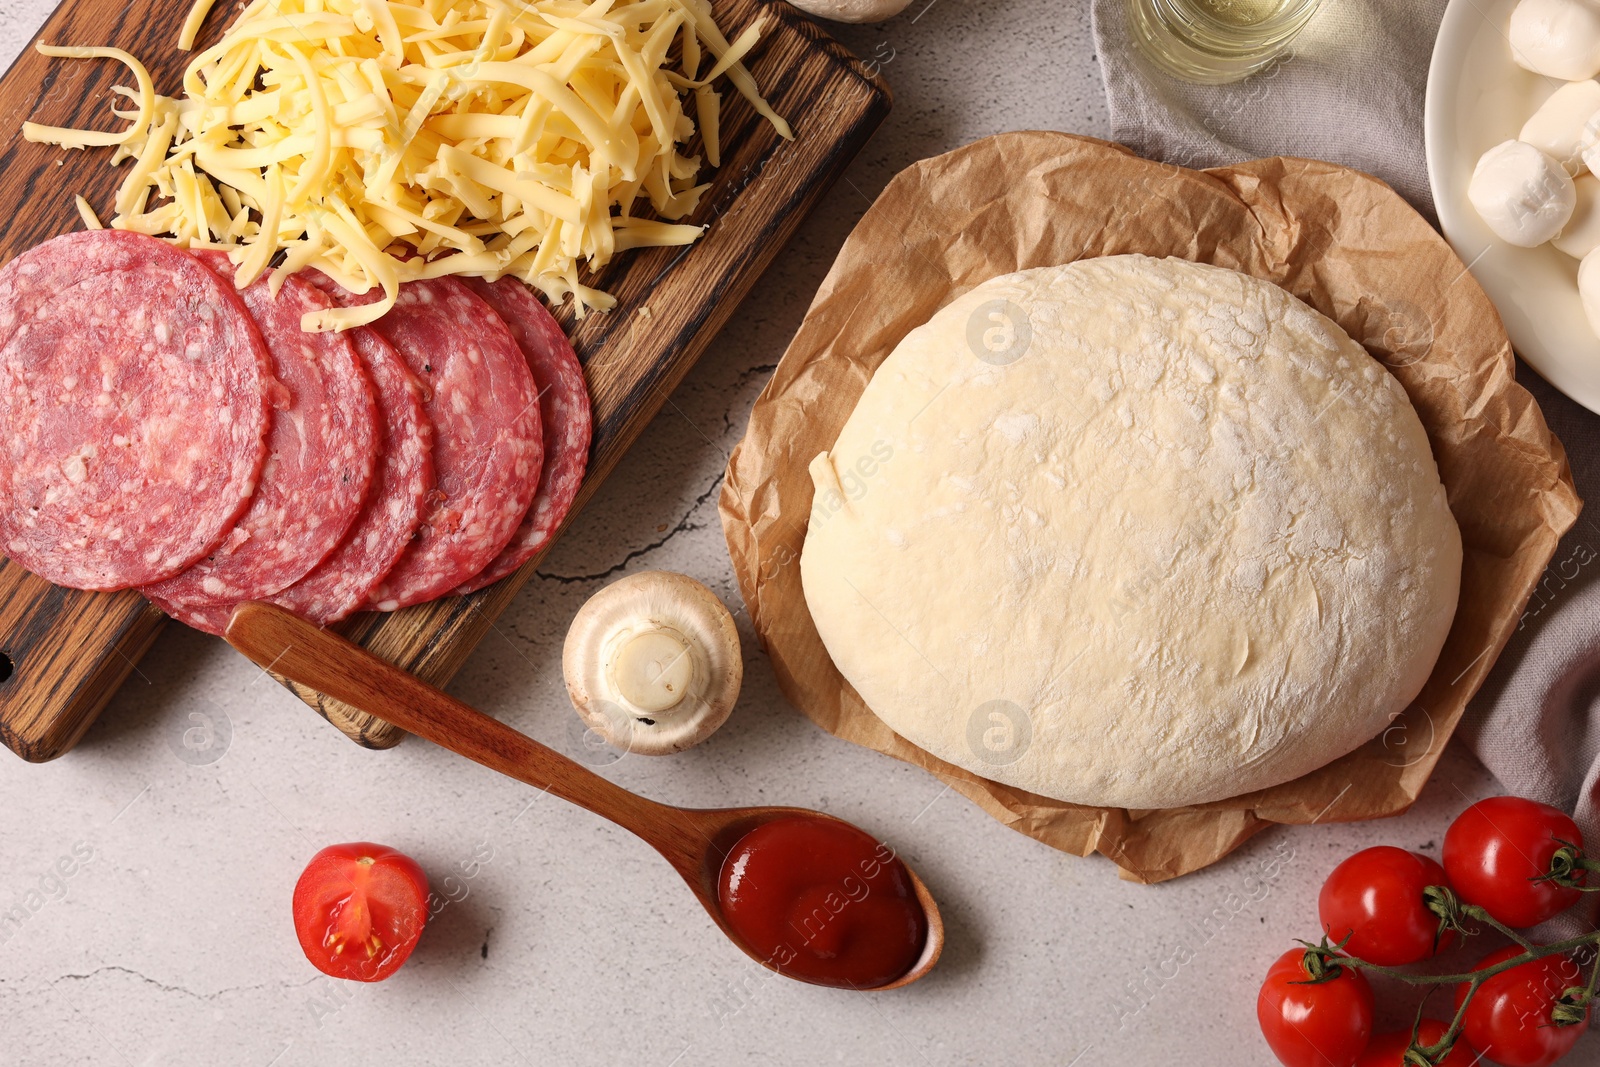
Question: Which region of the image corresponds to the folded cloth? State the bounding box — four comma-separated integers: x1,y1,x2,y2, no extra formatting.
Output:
1090,0,1447,218
1093,0,1600,889
1461,370,1600,873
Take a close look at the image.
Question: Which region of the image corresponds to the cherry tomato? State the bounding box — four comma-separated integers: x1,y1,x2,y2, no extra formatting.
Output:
1454,946,1587,1067
1443,797,1585,928
1258,948,1375,1067
1355,1020,1476,1066
1319,846,1455,965
293,842,429,982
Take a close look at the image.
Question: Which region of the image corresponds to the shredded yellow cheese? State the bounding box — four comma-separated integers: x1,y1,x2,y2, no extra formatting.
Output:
73,195,104,229
24,0,791,328
23,45,155,150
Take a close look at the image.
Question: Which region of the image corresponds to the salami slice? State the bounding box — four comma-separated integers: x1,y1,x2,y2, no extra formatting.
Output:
272,278,435,624
143,250,379,634
0,231,271,591
455,276,591,594
316,276,542,609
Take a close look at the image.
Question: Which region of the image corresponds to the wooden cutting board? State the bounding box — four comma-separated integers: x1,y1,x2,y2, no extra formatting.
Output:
0,0,890,762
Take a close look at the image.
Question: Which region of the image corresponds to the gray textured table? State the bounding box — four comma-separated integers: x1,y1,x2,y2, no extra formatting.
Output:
0,3,1516,1065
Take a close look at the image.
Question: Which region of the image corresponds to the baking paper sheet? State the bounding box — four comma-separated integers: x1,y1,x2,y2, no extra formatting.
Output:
718,131,1580,882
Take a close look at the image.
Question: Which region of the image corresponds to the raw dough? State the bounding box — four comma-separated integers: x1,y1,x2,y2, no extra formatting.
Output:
787,0,911,22
799,256,1462,809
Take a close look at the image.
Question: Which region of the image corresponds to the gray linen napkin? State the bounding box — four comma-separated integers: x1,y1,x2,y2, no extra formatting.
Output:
1090,0,1600,850
1091,0,1446,218
1460,377,1600,854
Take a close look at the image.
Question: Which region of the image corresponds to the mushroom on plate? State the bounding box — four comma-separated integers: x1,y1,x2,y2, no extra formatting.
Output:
562,571,743,755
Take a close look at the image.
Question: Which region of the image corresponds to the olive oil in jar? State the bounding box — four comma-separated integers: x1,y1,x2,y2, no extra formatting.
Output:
1190,0,1290,25
1125,0,1322,84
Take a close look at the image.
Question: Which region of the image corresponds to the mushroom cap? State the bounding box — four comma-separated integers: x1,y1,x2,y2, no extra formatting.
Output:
562,571,743,756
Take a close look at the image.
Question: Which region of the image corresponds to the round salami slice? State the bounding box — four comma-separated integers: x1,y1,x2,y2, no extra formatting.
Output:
272,278,435,624
143,250,379,634
316,276,542,609
0,230,271,591
455,276,591,594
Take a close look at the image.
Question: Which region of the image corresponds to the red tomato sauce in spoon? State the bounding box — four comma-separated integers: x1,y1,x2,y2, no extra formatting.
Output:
717,815,927,988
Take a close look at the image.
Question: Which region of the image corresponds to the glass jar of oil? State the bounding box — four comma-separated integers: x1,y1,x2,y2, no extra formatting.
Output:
1125,0,1322,84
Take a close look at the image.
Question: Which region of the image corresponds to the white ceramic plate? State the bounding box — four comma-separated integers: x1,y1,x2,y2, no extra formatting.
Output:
1426,0,1600,413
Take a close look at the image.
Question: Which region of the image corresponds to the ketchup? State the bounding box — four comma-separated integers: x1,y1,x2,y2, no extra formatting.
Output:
717,815,927,988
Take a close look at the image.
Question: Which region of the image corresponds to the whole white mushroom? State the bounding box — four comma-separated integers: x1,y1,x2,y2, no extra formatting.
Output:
1468,140,1577,246
787,0,911,23
563,571,742,755
1511,0,1600,80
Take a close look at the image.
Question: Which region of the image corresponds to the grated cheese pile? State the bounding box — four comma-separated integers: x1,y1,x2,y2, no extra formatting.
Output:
24,0,792,330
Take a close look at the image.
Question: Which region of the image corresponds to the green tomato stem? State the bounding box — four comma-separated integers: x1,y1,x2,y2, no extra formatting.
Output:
1544,841,1600,889
1416,976,1480,1065
1459,903,1539,953
1333,929,1599,985
1298,884,1599,1064
1303,917,1600,1059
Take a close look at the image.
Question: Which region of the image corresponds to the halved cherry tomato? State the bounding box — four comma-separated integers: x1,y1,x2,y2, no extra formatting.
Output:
1319,846,1454,965
1355,1020,1476,1066
1443,797,1585,929
293,842,429,982
1454,946,1587,1067
1258,948,1374,1067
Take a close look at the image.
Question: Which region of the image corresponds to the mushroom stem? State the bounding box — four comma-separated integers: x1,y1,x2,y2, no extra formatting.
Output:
610,627,696,714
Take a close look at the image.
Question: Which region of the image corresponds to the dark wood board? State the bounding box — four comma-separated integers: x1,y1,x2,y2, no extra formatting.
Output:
0,0,891,761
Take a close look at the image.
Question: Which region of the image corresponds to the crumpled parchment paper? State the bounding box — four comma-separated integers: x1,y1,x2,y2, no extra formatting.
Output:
719,131,1581,882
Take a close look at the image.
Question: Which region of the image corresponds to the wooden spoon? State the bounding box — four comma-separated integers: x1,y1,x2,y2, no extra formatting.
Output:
225,601,943,990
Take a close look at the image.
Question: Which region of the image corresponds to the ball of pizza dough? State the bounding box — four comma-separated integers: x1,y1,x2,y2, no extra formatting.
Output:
787,0,911,22
800,256,1462,810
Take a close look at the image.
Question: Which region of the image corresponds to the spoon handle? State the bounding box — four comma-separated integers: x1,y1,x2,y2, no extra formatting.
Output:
225,600,676,835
